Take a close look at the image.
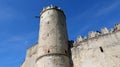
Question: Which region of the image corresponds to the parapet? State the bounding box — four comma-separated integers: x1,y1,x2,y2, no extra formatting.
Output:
101,27,109,34
40,5,65,17
114,24,120,31
88,31,100,38
77,36,83,42
76,23,120,44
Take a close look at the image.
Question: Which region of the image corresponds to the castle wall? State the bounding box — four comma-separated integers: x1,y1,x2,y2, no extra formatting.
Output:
21,44,38,67
71,30,120,67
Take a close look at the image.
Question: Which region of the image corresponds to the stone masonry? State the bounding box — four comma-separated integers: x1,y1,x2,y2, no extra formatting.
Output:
21,5,120,67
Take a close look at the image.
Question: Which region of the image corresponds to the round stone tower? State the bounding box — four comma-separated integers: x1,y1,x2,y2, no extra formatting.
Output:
36,5,70,67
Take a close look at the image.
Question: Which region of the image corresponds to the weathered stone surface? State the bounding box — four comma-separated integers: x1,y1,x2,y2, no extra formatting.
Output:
21,5,70,67
21,44,38,67
101,27,109,34
21,5,120,67
36,5,70,67
114,24,120,31
71,31,120,67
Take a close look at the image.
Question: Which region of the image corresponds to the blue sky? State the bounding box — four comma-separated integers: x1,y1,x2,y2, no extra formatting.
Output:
0,0,120,67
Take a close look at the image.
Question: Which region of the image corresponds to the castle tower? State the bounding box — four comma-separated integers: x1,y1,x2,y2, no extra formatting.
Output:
36,5,70,67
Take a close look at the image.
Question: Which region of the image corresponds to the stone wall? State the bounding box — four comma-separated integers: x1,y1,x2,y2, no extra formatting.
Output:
71,24,120,67
21,43,38,67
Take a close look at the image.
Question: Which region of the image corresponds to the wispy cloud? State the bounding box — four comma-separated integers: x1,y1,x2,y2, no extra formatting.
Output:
67,5,100,40
0,7,14,20
0,31,38,51
68,4,99,23
0,6,26,22
70,0,120,21
68,1,120,40
95,1,120,17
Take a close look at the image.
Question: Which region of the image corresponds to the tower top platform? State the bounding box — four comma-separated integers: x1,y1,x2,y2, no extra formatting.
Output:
40,5,65,17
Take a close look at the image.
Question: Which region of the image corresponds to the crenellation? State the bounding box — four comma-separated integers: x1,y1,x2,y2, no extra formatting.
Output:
83,36,87,40
75,24,120,44
75,29,120,47
110,28,114,33
88,31,100,38
114,24,120,31
77,35,83,42
40,5,65,17
101,27,109,34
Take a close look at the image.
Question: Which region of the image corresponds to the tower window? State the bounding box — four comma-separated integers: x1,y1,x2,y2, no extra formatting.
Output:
47,21,49,24
48,50,50,53
65,50,67,54
99,46,104,53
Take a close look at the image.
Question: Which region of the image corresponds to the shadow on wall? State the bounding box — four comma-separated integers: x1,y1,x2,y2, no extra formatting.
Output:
68,40,74,67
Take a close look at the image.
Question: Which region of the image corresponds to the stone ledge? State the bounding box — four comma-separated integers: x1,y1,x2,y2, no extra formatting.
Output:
36,53,69,63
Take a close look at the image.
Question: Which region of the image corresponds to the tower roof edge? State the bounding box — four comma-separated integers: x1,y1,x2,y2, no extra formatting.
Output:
40,5,65,17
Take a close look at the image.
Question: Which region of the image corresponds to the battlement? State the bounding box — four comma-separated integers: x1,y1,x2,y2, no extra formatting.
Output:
42,5,61,11
40,5,65,17
76,24,120,46
72,24,120,67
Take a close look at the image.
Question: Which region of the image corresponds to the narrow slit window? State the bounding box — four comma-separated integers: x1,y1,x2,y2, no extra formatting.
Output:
99,46,104,53
48,50,50,53
65,50,67,54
